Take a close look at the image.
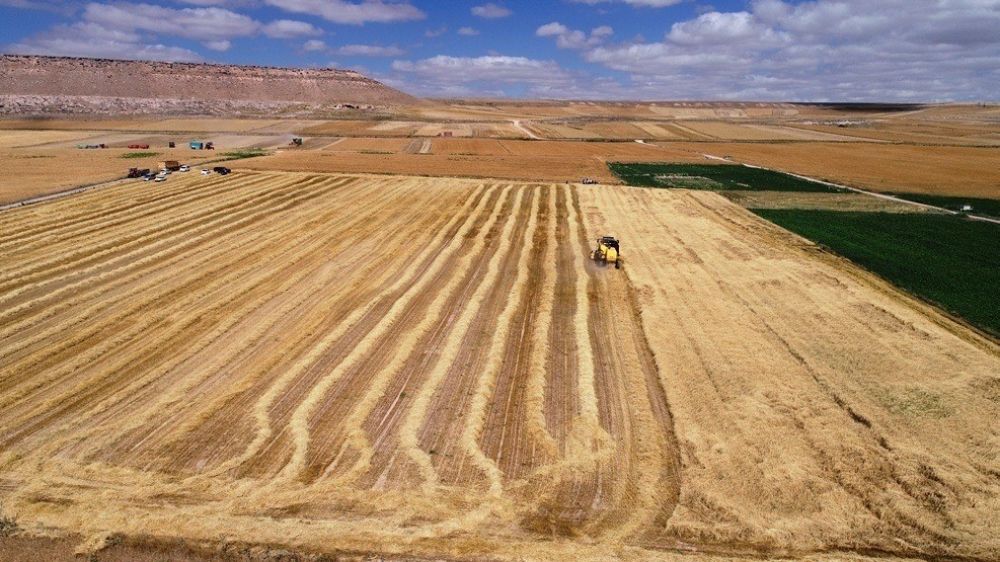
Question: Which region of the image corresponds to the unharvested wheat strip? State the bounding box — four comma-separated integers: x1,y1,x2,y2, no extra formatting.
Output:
207,184,493,479
0,178,256,265
0,172,249,255
277,184,508,483
0,174,339,334
0,172,280,274
53,179,422,433
519,186,560,458
567,184,605,443
0,173,312,312
458,187,539,495
0,176,368,424
0,176,380,394
319,188,531,485
128,185,462,466
0,176,199,234
0,176,361,351
67,183,453,461
396,188,530,491
0,177,368,408
0,176,357,369
0,186,403,452
0,173,305,294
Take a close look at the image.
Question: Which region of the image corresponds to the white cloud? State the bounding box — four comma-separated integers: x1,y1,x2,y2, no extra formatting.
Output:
302,39,327,51
389,55,581,97
425,26,447,38
82,3,260,43
667,11,787,47
580,0,1000,101
8,21,202,62
335,43,405,56
203,39,232,51
261,19,323,39
536,21,613,49
457,27,480,36
471,3,512,18
264,0,425,25
570,0,683,7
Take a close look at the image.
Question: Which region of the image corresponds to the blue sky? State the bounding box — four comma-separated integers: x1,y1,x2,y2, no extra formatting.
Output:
2,1,998,101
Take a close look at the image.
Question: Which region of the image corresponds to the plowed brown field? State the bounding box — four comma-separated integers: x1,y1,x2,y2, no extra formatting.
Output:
1,172,997,561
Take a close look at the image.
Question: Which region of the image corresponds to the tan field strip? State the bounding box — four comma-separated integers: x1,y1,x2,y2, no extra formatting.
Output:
0,171,997,561
664,142,1000,198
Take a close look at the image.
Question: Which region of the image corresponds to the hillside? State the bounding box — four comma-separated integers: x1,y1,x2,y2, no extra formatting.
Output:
0,55,417,116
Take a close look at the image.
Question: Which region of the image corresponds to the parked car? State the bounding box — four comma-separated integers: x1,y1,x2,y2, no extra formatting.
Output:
179,165,190,172
154,176,166,182
200,169,210,175
143,175,154,181
213,166,231,175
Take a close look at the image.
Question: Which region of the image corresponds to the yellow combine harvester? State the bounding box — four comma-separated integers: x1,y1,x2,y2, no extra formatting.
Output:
591,235,621,269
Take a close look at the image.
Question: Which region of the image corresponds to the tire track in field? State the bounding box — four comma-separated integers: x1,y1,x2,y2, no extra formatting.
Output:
0,176,354,402
0,171,272,280
575,185,681,541
62,181,440,468
211,184,498,482
0,176,372,446
128,182,466,474
0,175,352,365
460,187,541,494
414,188,535,490
228,185,498,481
345,189,541,491
297,186,519,485
0,174,342,359
544,186,581,449
0,172,248,257
374,188,531,493
0,173,295,301
478,186,555,480
0,175,362,416
0,173,324,332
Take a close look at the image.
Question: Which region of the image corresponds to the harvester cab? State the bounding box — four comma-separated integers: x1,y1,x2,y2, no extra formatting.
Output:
591,235,621,269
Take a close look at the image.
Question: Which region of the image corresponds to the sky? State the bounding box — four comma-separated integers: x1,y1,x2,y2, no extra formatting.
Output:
1,0,998,102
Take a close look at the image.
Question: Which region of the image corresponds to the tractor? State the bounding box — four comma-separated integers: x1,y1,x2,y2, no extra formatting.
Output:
591,236,621,269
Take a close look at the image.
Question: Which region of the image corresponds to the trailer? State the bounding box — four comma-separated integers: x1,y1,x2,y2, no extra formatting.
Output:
190,141,204,150
128,144,150,149
159,160,181,171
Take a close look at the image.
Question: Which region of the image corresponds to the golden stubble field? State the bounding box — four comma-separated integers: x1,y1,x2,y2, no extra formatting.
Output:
1,171,997,561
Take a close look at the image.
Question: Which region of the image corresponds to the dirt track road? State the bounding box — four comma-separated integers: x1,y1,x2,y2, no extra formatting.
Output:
0,172,997,561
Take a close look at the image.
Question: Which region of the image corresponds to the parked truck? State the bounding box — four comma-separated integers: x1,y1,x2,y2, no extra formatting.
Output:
159,160,181,171
127,167,151,178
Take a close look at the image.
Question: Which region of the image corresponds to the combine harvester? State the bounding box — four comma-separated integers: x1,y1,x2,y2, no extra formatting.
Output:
591,235,622,269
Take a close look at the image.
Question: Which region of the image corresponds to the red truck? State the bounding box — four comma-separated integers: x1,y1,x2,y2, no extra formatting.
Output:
128,144,150,149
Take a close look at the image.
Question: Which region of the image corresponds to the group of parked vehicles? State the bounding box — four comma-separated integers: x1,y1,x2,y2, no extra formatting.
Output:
127,165,230,183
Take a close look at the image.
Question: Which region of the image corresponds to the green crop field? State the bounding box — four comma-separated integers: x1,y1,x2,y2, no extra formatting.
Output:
753,210,1000,336
121,151,160,159
889,193,1000,219
609,163,842,192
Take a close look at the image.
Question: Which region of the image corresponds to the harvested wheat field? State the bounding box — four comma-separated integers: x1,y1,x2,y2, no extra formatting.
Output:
0,170,998,561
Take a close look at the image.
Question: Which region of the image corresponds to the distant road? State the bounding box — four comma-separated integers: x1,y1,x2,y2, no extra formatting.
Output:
512,120,541,140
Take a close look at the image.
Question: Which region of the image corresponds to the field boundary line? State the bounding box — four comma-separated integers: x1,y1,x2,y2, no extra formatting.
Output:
0,177,131,212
